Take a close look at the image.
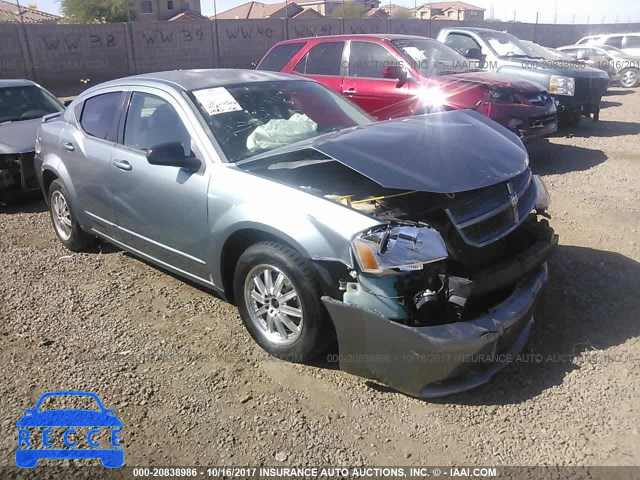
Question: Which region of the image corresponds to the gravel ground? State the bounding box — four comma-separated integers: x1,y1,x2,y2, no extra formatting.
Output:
1,88,639,471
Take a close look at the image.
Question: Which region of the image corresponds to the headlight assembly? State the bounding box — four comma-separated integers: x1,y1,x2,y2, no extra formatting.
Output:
351,225,448,275
548,75,575,96
533,175,551,210
489,88,520,104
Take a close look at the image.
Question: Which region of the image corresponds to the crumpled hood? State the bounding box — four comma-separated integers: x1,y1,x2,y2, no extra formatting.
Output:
441,70,546,92
242,109,528,194
0,118,40,154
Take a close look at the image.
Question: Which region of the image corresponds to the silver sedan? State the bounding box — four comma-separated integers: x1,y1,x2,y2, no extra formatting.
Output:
35,69,557,398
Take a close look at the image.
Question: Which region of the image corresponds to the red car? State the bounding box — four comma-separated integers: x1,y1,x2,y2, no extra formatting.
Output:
257,34,557,142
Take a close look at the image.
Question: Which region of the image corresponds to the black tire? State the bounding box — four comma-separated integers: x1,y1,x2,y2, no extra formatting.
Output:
48,179,95,251
234,241,329,362
619,68,639,88
560,108,582,127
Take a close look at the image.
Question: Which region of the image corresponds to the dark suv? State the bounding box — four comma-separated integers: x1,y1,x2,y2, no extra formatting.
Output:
257,34,557,142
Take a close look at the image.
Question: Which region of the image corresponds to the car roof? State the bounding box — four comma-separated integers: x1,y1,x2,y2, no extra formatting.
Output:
86,69,307,94
0,79,37,88
276,34,436,43
440,27,506,34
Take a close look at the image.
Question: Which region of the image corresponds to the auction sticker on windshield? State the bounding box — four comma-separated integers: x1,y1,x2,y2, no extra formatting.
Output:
193,87,242,116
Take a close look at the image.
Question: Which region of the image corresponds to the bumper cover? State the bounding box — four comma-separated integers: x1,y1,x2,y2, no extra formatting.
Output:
323,264,549,398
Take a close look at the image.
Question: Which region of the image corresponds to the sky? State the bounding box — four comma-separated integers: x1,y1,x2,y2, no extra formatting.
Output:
26,0,640,24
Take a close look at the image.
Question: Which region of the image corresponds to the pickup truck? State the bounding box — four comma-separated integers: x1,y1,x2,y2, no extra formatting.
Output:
436,27,610,125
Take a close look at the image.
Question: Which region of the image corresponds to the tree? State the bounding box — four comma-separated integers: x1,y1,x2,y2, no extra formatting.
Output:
60,0,136,23
328,3,369,19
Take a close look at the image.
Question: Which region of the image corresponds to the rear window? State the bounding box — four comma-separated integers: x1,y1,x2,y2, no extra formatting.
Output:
624,35,640,48
294,41,344,76
80,92,125,142
258,43,305,71
604,36,623,48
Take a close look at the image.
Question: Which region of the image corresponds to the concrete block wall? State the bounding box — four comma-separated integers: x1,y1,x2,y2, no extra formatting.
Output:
1,19,639,96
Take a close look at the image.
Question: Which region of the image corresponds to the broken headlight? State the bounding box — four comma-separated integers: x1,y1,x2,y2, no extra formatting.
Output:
351,225,448,275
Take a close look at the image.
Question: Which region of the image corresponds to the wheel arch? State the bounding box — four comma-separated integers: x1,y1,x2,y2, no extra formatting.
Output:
219,226,349,306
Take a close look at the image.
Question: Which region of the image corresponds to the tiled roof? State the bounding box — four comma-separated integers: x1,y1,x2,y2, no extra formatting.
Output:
419,1,484,11
168,10,209,21
0,0,61,23
213,1,303,19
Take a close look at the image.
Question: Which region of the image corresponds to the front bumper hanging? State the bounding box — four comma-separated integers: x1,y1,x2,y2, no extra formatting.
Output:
323,264,549,398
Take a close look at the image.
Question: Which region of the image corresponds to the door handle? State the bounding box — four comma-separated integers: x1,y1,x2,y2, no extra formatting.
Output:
342,88,357,94
113,160,132,171
63,142,75,152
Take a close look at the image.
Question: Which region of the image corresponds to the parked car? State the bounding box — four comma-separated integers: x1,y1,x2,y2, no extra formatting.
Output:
36,70,557,398
437,27,610,125
0,79,64,203
257,34,557,142
558,44,640,88
575,32,640,57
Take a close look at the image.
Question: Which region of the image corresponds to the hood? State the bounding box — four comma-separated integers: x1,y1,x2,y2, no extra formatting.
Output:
241,109,528,194
501,58,609,79
0,118,40,154
441,70,546,93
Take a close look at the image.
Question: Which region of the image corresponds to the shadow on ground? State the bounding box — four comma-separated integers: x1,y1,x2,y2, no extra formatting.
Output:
556,119,640,138
421,245,640,405
527,140,607,175
0,194,47,214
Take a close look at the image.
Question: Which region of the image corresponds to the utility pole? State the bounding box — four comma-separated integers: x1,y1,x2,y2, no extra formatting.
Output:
15,0,24,24
553,0,557,24
125,0,131,22
213,0,218,18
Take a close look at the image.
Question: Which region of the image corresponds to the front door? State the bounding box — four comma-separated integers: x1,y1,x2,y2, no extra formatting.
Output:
341,41,410,120
110,89,211,282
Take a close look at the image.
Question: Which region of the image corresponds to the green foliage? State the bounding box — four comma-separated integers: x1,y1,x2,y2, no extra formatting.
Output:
60,0,136,23
328,3,369,19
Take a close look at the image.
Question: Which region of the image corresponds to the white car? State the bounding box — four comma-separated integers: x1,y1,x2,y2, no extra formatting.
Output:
576,32,640,57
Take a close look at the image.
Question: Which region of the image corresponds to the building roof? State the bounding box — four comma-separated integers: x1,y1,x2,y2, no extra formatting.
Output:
419,1,484,11
364,8,389,18
168,10,209,21
0,0,61,23
213,1,304,19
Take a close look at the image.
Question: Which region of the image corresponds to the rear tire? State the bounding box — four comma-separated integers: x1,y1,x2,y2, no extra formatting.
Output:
48,179,95,251
619,68,639,88
234,241,329,362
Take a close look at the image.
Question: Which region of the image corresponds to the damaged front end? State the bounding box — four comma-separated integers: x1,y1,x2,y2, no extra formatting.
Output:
240,112,558,397
0,151,40,201
325,178,557,397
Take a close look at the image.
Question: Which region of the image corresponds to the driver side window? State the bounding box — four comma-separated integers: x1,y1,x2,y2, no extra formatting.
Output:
124,92,192,156
445,33,483,57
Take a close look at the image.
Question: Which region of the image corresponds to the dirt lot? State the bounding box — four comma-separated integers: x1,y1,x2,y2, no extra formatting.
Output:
1,88,639,471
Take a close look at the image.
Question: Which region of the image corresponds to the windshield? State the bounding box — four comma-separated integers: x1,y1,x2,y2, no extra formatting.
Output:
481,31,540,59
391,38,477,75
525,41,575,61
0,85,63,124
189,80,372,162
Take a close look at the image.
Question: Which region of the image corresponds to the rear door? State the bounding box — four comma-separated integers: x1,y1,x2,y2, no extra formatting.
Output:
341,40,410,120
59,89,127,235
109,88,211,282
292,41,346,94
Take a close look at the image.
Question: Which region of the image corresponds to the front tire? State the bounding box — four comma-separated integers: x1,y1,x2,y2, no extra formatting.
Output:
234,241,329,362
48,179,95,251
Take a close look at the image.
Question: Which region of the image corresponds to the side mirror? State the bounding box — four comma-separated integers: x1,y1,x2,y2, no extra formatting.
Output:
382,65,407,81
465,48,484,62
382,65,408,87
147,142,200,171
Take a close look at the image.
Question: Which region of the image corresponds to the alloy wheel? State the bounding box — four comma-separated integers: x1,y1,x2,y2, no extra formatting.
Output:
243,264,304,346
